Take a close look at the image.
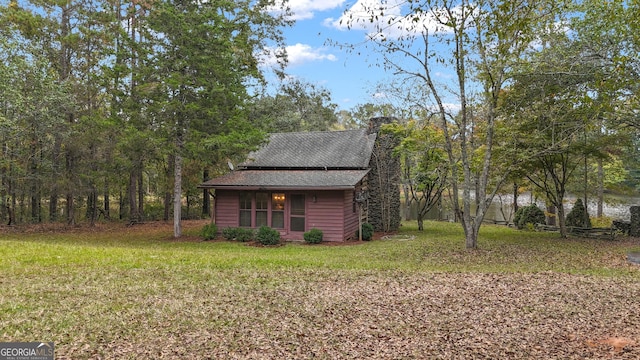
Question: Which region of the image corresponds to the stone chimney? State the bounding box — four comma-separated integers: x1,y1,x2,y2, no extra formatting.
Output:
366,117,401,232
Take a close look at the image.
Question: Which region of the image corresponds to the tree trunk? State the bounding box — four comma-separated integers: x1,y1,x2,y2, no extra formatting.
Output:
186,194,191,220
557,200,567,238
462,215,480,250
49,193,58,222
18,193,25,223
138,166,144,218
103,181,110,220
30,189,40,223
164,154,174,221
8,192,16,225
597,157,604,217
87,188,97,226
119,189,125,220
65,151,75,225
173,152,183,238
66,193,74,225
164,192,171,221
30,139,40,223
546,203,556,226
1,183,6,224
128,170,138,222
202,169,210,217
49,134,62,221
513,182,519,213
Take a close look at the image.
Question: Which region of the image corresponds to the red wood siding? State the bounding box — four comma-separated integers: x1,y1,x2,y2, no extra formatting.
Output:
343,190,359,241
215,190,239,228
214,189,352,242
306,190,346,242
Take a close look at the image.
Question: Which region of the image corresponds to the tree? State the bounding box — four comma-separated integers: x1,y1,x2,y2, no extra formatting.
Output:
1,3,80,224
383,120,448,230
248,79,339,133
504,36,609,237
572,0,640,132
143,0,290,237
568,0,640,213
2,0,122,225
348,0,565,248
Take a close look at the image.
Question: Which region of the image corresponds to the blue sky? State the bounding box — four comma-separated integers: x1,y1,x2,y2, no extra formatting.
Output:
262,0,408,111
261,0,464,113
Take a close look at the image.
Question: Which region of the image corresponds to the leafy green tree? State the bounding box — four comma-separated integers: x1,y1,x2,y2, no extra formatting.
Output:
249,79,339,133
349,103,399,129
569,0,640,213
2,0,120,225
383,120,448,230
504,36,610,237
143,0,290,237
0,6,77,224
572,0,640,132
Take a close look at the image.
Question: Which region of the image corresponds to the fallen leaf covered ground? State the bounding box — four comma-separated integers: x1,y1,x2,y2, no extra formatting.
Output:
46,270,640,359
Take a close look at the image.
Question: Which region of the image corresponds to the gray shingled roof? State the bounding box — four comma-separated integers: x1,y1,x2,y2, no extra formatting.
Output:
240,129,376,169
200,169,370,190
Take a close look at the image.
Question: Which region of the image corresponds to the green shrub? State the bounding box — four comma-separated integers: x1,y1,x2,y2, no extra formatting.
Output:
514,204,545,230
200,223,218,240
143,203,165,221
565,199,592,228
222,227,239,241
256,226,280,245
236,228,255,242
356,222,374,241
222,227,254,242
303,228,323,244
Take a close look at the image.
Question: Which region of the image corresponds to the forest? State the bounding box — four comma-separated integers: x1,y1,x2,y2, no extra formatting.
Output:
1,0,639,243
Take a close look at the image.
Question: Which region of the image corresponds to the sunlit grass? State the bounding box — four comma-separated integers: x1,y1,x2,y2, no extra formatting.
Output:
1,220,639,358
1,220,638,276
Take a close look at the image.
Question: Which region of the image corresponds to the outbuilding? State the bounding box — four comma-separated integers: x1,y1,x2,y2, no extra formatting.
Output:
200,129,377,241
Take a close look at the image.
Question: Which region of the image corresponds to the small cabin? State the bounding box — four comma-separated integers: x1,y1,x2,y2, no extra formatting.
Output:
200,129,377,241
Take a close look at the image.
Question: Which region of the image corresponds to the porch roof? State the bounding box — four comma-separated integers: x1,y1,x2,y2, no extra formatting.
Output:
199,169,369,190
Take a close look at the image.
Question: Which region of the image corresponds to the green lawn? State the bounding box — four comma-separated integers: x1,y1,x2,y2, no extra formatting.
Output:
1,220,639,359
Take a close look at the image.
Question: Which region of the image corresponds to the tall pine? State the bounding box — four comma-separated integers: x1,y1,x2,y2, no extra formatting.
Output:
143,0,290,237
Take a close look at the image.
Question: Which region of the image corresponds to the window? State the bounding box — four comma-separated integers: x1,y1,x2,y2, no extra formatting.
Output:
256,192,268,227
271,193,285,228
290,194,305,232
239,193,252,227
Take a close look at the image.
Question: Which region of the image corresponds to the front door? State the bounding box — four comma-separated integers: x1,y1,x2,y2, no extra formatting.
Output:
290,194,305,232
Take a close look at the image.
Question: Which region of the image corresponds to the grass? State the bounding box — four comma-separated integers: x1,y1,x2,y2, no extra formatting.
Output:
1,220,639,359
6,220,640,273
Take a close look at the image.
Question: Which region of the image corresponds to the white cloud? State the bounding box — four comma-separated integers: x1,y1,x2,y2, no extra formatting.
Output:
435,71,454,79
270,0,346,21
441,102,462,113
260,43,337,68
287,43,337,66
326,0,460,40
